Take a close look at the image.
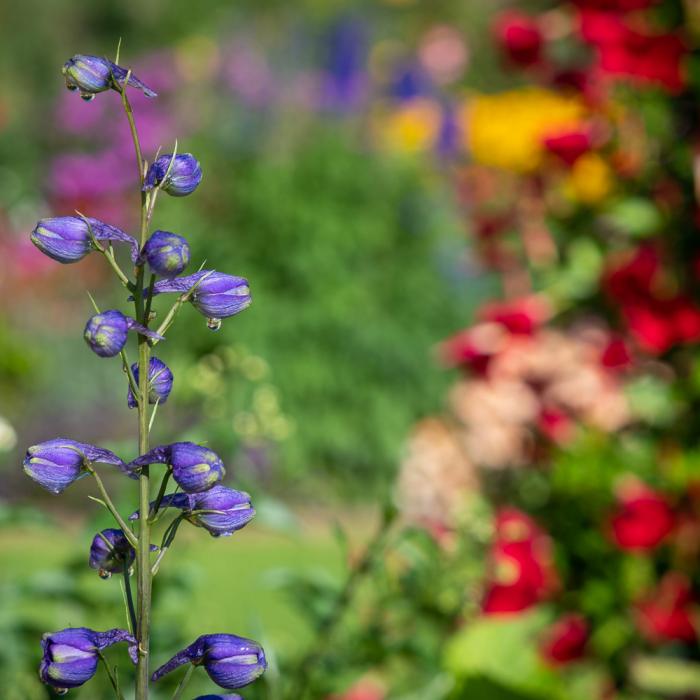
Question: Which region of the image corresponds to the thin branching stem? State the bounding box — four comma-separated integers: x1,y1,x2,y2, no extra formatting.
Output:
87,467,138,548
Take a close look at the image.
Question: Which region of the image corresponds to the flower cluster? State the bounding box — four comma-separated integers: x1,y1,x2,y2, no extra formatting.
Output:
22,53,266,697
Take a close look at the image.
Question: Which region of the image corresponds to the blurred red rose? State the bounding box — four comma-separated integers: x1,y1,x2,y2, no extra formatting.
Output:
609,480,674,552
483,508,559,614
494,12,544,67
600,336,632,370
574,0,658,10
479,296,551,335
635,573,697,643
542,129,593,166
540,614,589,665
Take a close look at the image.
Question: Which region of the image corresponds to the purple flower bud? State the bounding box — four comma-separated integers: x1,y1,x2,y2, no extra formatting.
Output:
151,270,251,324
31,216,138,264
89,528,135,578
40,627,137,691
84,310,163,358
62,54,157,100
130,485,254,537
129,442,225,493
127,356,173,408
144,153,202,196
23,438,125,494
143,230,190,278
152,634,266,689
193,696,244,700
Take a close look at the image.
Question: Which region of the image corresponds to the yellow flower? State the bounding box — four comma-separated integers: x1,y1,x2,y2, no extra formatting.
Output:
376,97,442,153
564,153,614,204
465,88,585,172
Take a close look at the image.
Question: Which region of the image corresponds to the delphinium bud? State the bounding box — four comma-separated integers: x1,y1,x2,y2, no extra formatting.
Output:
84,310,163,358
151,270,251,328
62,54,157,100
23,438,125,494
31,216,138,264
89,528,135,579
142,230,190,278
129,441,225,492
193,696,243,700
151,634,267,689
130,485,255,537
40,627,137,692
127,356,174,408
143,153,202,196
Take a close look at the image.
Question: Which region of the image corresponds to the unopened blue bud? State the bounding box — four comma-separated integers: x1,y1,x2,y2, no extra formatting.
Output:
129,441,225,493
130,485,254,537
143,230,190,278
84,310,163,358
128,356,173,408
151,270,251,324
31,216,138,264
193,696,243,700
89,528,135,578
23,438,125,494
144,154,202,196
152,634,266,689
40,627,137,691
62,54,157,100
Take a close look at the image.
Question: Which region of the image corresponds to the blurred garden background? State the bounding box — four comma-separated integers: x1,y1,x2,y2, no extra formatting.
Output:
4,0,700,698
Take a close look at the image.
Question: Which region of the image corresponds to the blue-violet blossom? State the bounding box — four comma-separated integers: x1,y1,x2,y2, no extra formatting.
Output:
89,528,135,578
31,216,138,264
84,310,163,358
62,54,157,100
150,270,251,322
142,230,190,277
129,441,225,493
130,485,254,537
24,438,125,494
127,356,173,408
143,153,202,196
151,633,267,689
40,627,137,691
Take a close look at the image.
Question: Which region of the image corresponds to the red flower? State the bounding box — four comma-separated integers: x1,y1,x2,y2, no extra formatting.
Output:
327,679,386,700
494,12,544,68
609,480,674,552
540,614,589,665
574,0,658,10
538,407,575,444
479,296,551,335
542,129,593,166
600,336,632,370
635,573,697,644
483,508,559,614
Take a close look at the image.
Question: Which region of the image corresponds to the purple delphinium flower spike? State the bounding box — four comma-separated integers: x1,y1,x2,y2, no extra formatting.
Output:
129,441,225,493
142,230,190,278
130,485,255,537
193,695,244,699
23,438,125,494
151,270,251,323
127,356,173,408
62,54,157,100
151,634,266,689
40,627,137,691
89,528,135,578
31,216,138,264
143,153,202,196
84,310,163,358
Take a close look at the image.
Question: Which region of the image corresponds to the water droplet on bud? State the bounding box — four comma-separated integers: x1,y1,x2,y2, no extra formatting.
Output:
98,569,112,580
80,92,95,101
207,318,222,332
56,689,69,696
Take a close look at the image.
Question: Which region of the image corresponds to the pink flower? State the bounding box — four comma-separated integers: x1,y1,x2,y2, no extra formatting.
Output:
540,614,589,665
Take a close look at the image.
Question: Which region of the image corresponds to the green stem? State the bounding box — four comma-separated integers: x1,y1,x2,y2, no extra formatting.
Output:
124,566,137,634
98,651,125,700
152,514,185,576
88,468,138,548
150,467,173,522
171,664,195,700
